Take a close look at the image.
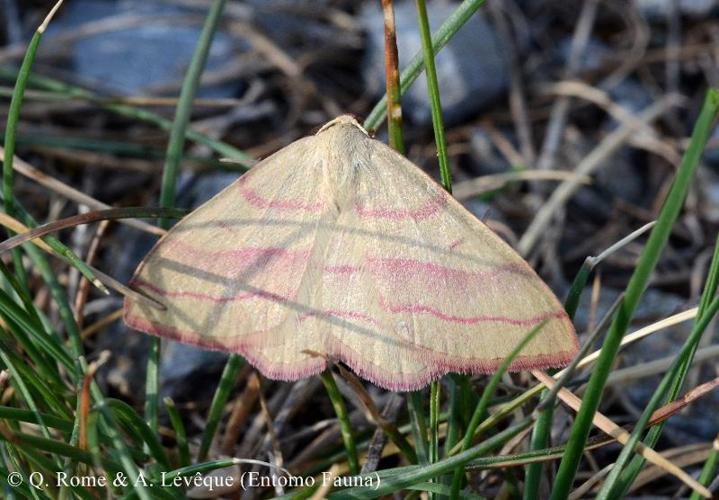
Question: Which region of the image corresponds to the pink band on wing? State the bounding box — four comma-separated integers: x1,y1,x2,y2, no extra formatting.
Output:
298,309,384,328
367,258,530,282
379,297,566,326
158,242,312,275
238,175,327,212
354,192,448,220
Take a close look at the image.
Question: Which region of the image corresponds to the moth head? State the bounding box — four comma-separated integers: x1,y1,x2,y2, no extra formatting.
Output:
316,115,368,136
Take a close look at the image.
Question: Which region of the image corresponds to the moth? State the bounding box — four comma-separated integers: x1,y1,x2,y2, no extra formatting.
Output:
124,115,578,390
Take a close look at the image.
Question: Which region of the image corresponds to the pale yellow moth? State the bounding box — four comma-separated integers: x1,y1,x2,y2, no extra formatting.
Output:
124,115,578,390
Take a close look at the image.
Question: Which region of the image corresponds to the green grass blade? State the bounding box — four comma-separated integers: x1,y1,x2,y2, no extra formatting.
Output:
691,435,719,500
0,406,73,432
598,292,719,498
414,6,452,490
1,0,63,215
549,88,719,500
106,399,170,469
610,233,719,497
2,3,63,300
2,33,39,217
443,375,468,460
562,259,592,319
320,369,360,475
698,236,719,314
415,0,451,193
450,321,547,498
0,1,105,297
0,332,70,412
408,390,429,465
0,281,67,378
164,397,190,468
428,380,440,497
329,420,531,499
382,7,455,493
563,222,655,319
0,265,77,380
0,68,253,166
524,259,605,498
0,260,52,339
95,403,153,500
523,406,553,500
198,353,242,462
0,351,58,443
21,240,85,360
158,0,228,223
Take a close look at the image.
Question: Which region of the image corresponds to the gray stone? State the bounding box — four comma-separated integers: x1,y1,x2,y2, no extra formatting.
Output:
158,342,229,404
636,0,717,20
594,156,646,207
703,125,719,169
48,0,244,96
570,80,655,216
555,36,610,73
360,0,509,125
469,126,509,175
697,167,719,223
607,79,654,120
599,80,653,205
570,146,646,221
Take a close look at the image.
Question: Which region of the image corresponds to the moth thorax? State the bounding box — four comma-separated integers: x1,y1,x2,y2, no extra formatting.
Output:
321,152,360,212
319,129,370,211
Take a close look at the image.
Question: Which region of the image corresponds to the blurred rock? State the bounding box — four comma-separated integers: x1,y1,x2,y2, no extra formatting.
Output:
607,79,654,121
570,186,614,223
246,0,356,49
570,148,646,223
600,80,653,204
159,342,229,404
636,0,717,20
360,0,509,125
590,157,645,211
703,125,719,168
697,167,719,222
570,80,654,220
464,198,494,223
469,127,510,174
48,0,244,96
555,36,610,73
